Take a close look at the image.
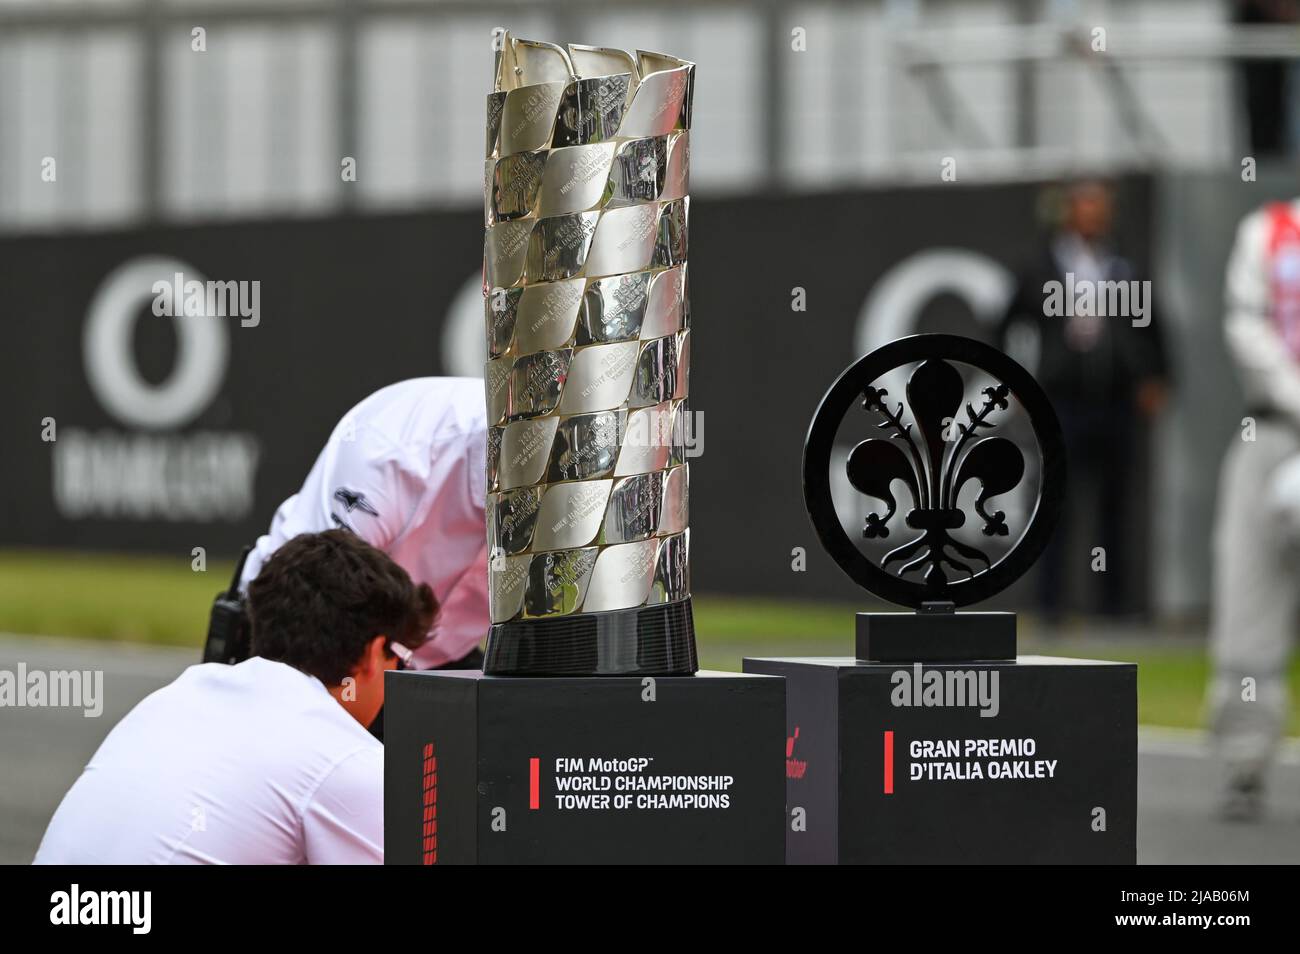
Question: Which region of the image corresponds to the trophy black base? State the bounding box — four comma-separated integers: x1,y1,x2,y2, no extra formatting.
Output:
384,668,785,864
857,610,1016,662
483,598,697,676
743,648,1137,864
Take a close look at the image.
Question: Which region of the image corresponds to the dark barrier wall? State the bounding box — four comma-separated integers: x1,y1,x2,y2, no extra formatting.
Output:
0,178,1154,606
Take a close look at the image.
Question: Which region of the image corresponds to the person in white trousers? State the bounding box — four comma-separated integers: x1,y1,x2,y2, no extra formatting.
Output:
1209,198,1300,820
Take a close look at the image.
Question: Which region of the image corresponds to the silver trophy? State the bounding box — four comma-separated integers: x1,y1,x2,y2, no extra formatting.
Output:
481,32,696,676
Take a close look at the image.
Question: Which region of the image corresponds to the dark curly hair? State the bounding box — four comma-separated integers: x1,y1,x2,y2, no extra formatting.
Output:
247,530,436,685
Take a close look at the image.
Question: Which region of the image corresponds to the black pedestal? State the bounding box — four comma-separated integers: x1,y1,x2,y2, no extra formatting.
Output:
384,669,786,864
742,653,1137,864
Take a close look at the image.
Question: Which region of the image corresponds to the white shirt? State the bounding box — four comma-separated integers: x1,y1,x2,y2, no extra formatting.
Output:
241,377,489,668
1225,199,1300,430
34,657,383,865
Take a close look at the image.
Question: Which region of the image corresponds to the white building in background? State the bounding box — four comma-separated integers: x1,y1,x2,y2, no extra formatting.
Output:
0,0,1248,233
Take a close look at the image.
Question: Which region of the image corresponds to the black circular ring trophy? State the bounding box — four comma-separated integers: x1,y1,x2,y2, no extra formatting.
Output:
804,332,1065,658
745,334,1137,865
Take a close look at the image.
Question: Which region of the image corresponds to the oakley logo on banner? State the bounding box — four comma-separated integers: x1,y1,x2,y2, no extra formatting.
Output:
85,256,228,430
52,255,261,522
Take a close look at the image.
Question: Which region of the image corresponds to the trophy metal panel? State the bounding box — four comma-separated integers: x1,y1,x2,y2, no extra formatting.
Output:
482,32,697,676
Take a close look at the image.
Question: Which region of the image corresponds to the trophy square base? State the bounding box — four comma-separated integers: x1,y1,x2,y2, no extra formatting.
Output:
742,655,1137,864
384,669,786,864
856,610,1016,662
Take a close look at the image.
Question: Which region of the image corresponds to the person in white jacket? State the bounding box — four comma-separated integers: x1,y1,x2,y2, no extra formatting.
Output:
241,377,489,673
1209,199,1300,820
36,531,434,864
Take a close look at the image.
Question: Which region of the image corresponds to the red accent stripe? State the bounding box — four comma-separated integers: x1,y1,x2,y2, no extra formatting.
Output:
884,731,894,795
422,741,437,865
529,757,540,810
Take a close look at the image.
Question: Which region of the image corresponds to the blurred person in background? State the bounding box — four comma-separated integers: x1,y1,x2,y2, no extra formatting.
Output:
1209,196,1300,821
36,530,433,864
999,180,1171,624
219,377,489,739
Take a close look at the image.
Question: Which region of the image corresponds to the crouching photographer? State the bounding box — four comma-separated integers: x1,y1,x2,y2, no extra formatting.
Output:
35,530,435,865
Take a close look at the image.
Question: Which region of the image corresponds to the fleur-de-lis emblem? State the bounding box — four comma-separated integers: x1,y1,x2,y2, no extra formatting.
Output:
804,334,1064,609
847,358,1024,587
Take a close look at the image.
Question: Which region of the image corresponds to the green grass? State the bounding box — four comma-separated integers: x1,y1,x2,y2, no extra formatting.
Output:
1,550,1297,733
689,595,1298,732
0,550,228,647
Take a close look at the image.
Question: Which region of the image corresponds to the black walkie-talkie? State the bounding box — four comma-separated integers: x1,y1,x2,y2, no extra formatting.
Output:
202,547,253,665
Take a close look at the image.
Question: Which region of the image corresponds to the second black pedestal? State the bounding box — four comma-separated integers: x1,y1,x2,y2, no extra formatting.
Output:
742,653,1137,864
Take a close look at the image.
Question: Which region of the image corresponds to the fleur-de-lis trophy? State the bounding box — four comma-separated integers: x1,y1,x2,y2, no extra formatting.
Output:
481,32,696,676
802,333,1066,658
746,334,1136,865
